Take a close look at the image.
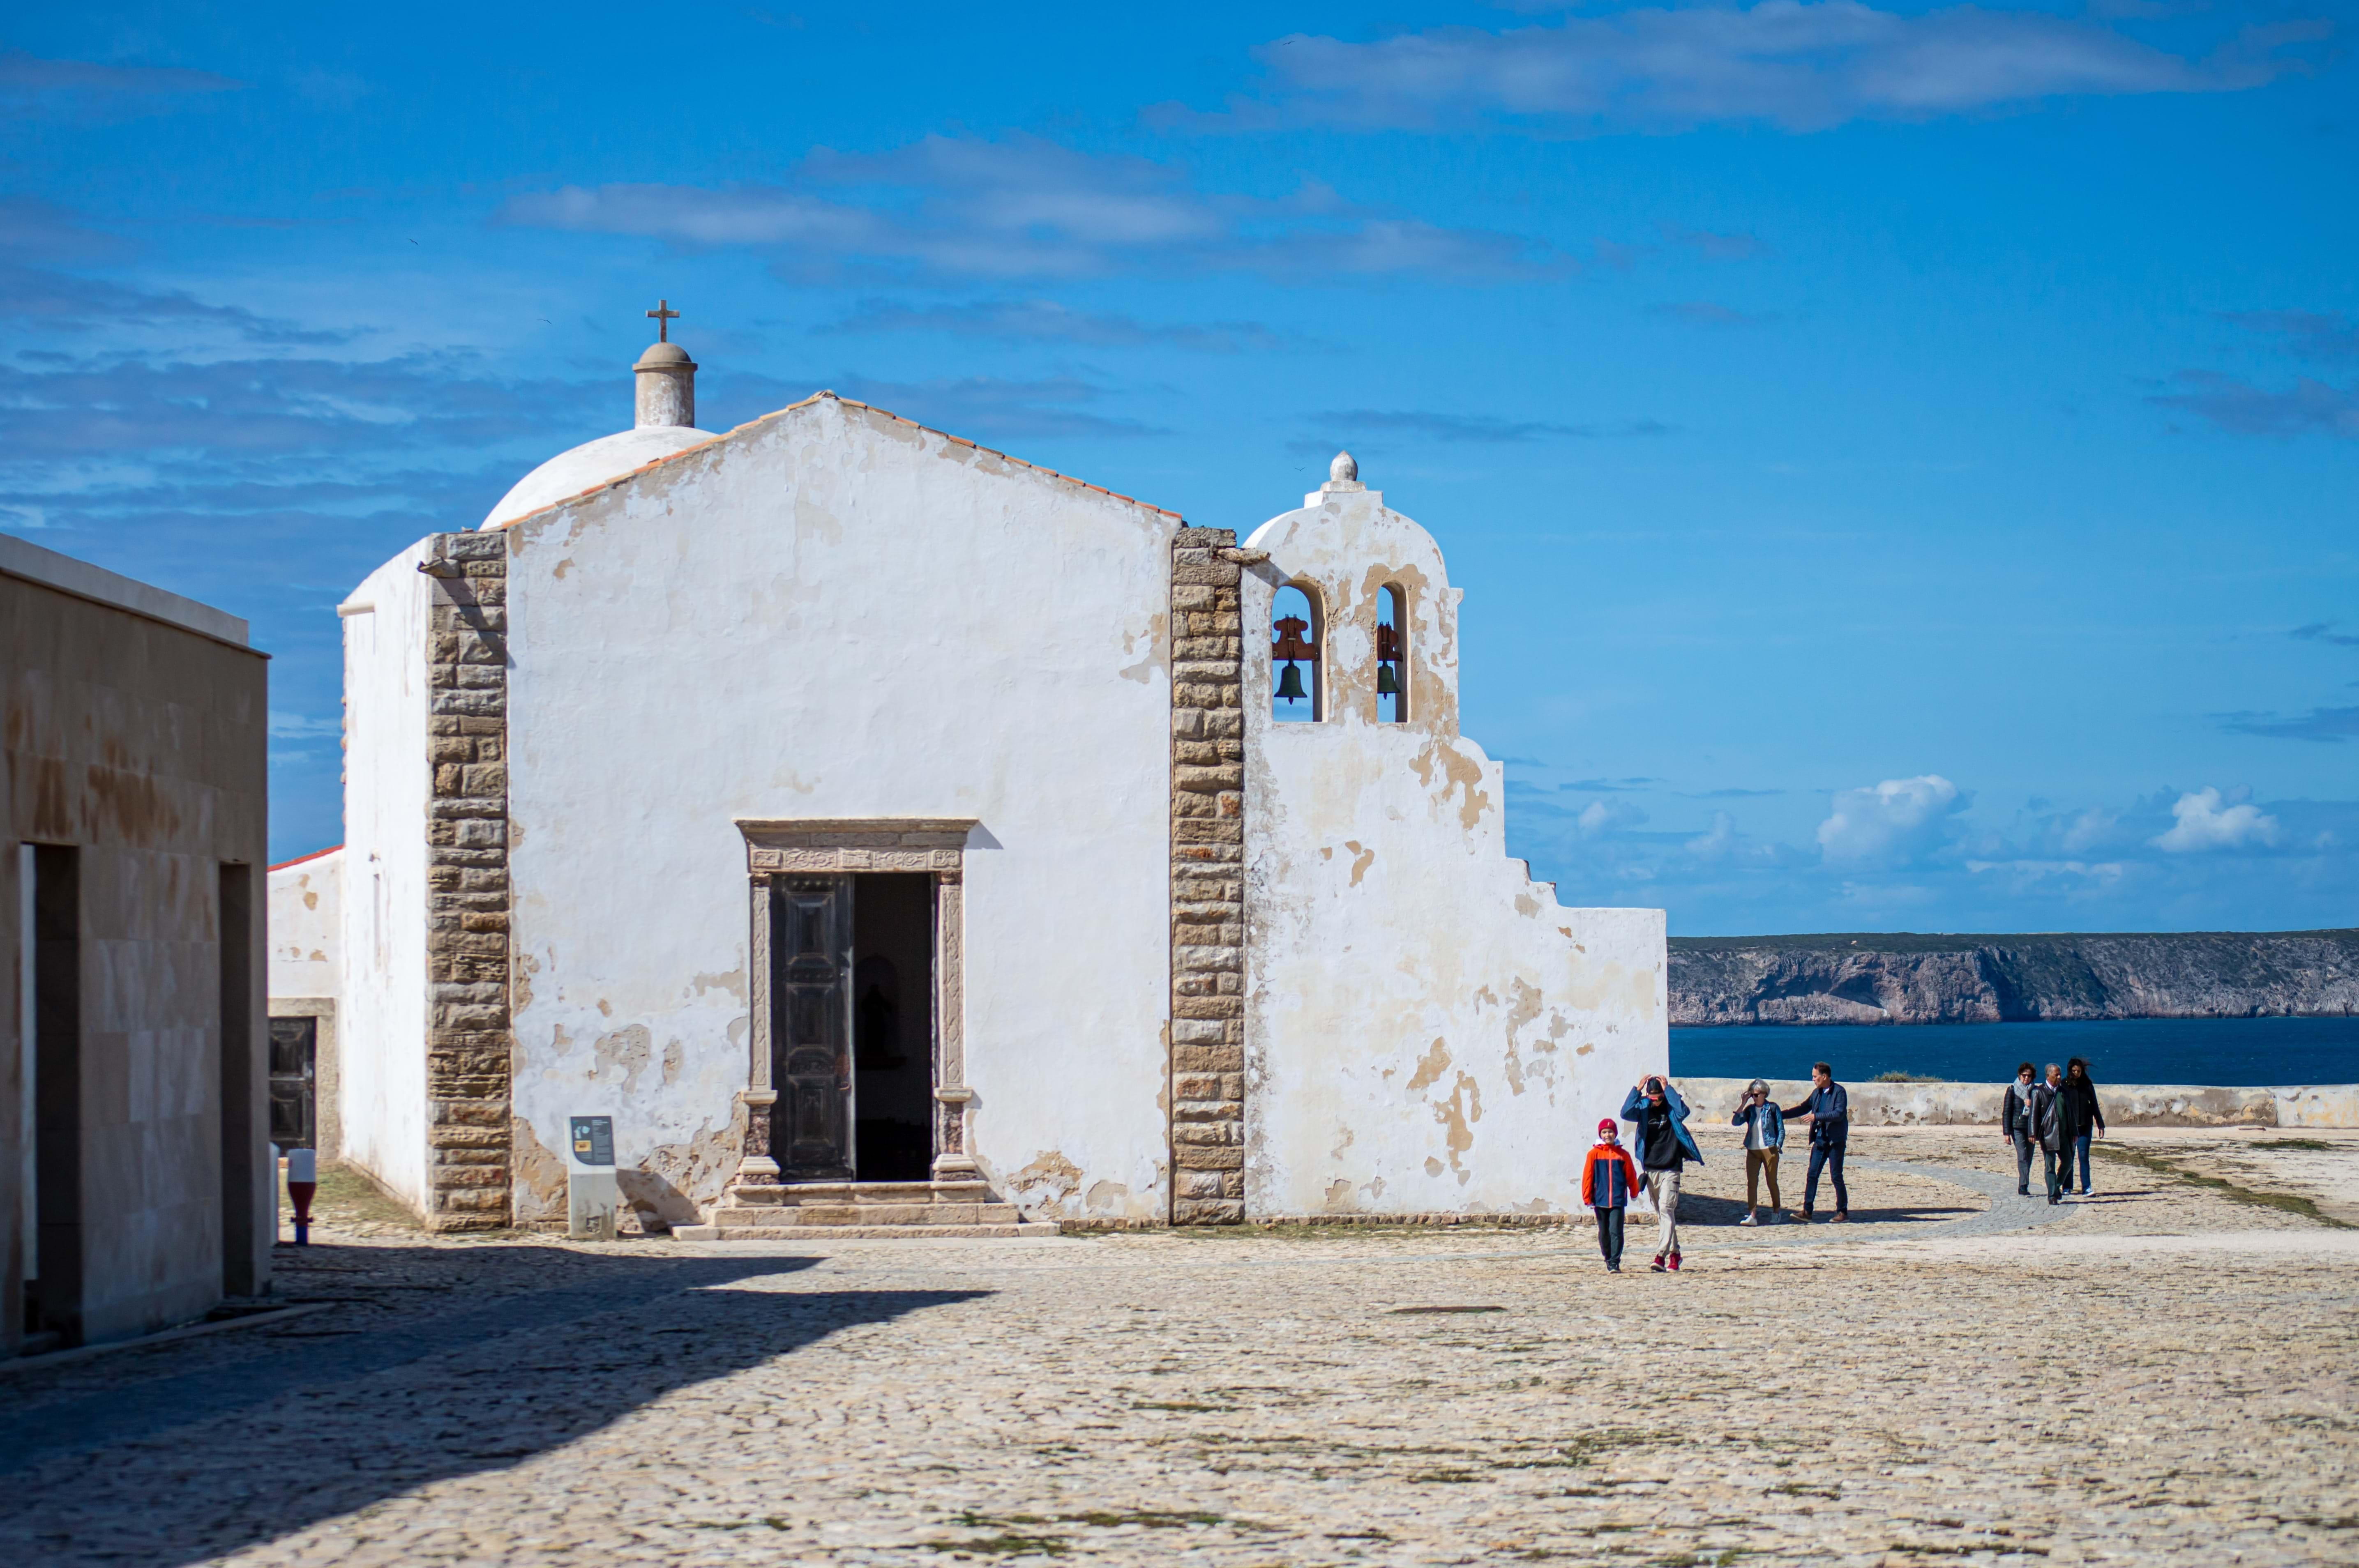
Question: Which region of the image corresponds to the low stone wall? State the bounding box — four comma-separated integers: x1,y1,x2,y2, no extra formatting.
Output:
1673,1077,2359,1128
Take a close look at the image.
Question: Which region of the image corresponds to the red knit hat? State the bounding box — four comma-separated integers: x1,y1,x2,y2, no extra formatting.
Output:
1597,1118,1618,1137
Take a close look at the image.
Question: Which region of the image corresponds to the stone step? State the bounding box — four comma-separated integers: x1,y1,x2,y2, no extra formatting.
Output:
706,1201,1021,1229
720,1180,996,1209
673,1221,1065,1242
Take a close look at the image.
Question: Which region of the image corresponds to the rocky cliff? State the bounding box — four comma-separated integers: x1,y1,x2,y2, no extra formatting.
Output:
1671,930,2359,1025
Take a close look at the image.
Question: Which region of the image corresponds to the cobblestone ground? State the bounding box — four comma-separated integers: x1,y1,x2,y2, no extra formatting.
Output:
2,1127,2352,1567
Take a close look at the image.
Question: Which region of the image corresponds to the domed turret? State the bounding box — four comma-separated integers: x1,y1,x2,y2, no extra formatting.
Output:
480,301,714,530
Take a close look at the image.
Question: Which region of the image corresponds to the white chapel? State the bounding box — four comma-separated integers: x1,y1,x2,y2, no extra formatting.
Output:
293,312,1667,1235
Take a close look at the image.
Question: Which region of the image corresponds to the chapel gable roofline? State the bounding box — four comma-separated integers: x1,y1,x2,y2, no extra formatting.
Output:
480,389,1183,535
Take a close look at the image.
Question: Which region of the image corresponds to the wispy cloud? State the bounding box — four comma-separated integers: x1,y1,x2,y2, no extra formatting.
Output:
822,297,1292,353
1650,300,1777,328
1161,5,2329,135
824,373,1164,442
2223,310,2359,361
2149,370,2359,438
2293,622,2359,648
0,267,351,344
0,46,244,119
2215,706,2359,742
1563,776,1663,792
1663,225,1771,260
1298,409,1672,445
500,135,1568,283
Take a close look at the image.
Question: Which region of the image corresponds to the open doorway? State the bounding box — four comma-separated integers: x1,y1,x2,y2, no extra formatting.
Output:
851,874,934,1182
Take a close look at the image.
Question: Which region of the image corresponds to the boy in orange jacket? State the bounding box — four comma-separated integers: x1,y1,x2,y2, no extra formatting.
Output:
1581,1117,1642,1273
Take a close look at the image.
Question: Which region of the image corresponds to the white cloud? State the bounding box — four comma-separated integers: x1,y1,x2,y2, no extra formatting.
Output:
2058,807,2121,855
1687,810,1738,860
1577,799,1649,836
1176,5,2329,134
2150,787,2282,853
1817,774,1964,865
268,711,341,739
500,135,1567,283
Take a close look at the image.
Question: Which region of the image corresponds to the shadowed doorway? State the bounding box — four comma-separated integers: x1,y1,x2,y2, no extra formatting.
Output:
851,874,934,1181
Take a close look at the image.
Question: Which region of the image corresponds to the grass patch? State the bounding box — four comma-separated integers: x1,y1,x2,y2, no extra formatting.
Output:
2255,1137,2334,1152
918,1534,1068,1556
300,1160,422,1232
2094,1144,2354,1228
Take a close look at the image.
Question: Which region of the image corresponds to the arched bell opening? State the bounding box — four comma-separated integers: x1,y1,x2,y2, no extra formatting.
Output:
1376,583,1408,724
1271,583,1324,723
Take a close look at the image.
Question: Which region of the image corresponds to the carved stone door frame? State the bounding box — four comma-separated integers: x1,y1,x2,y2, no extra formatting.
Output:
733,818,979,1189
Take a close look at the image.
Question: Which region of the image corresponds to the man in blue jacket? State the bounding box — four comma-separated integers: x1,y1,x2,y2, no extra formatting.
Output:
1621,1073,1704,1272
1785,1062,1850,1222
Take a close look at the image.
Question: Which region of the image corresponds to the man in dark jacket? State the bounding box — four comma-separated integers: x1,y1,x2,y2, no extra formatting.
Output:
1785,1062,1849,1222
2058,1057,2105,1196
2034,1064,2068,1204
1620,1075,1704,1272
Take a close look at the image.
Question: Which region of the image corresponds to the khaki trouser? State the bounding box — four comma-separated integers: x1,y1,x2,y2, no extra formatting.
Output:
1644,1168,1682,1256
1746,1148,1783,1212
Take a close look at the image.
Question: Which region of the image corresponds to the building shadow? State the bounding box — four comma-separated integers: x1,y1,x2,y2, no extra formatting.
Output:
0,1243,987,1567
1678,1191,1978,1227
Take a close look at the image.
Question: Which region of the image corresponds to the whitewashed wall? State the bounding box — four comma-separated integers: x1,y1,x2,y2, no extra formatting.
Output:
267,847,341,1002
337,550,433,1209
1240,479,1666,1217
500,395,1179,1224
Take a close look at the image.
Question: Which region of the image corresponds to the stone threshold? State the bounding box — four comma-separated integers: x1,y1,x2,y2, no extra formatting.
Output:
675,1221,1065,1241
682,1177,1056,1240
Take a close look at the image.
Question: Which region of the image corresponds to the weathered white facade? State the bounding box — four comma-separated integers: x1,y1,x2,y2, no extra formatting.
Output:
498,396,1180,1226
1241,470,1663,1216
267,847,341,1002
327,333,1666,1232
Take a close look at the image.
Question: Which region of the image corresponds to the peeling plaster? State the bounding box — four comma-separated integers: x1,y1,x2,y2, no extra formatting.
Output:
1406,1037,1451,1095
1239,478,1666,1217
511,1117,568,1224
590,1024,653,1095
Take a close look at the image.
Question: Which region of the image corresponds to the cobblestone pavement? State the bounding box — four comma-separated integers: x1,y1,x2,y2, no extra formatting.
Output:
2,1128,2352,1567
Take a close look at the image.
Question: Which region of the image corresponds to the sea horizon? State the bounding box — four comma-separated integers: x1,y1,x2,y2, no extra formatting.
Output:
1670,1014,2359,1088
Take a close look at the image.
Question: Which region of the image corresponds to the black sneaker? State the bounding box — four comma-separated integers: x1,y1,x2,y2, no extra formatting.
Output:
2018,1186,2029,1196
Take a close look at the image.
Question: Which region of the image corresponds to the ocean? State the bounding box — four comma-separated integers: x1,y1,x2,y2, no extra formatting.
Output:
1671,1015,2359,1088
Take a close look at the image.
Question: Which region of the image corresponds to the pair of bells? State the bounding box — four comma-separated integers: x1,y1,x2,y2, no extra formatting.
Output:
1274,660,1398,703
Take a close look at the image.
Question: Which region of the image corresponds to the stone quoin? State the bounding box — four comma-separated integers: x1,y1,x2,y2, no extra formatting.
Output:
296,311,1667,1234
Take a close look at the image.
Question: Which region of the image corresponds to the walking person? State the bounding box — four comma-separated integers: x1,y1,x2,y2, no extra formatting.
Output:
1621,1073,1704,1272
2002,1062,2040,1195
1730,1079,1785,1225
1581,1118,1642,1273
2059,1057,2105,1196
2034,1063,2069,1204
1785,1062,1850,1222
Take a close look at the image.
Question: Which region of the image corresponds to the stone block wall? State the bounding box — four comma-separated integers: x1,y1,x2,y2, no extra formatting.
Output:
424,532,512,1230
1170,528,1247,1224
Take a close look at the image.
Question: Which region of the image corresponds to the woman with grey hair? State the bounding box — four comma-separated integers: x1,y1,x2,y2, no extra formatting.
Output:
1730,1079,1787,1225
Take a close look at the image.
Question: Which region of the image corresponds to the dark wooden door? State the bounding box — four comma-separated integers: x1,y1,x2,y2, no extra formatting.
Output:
772,876,854,1180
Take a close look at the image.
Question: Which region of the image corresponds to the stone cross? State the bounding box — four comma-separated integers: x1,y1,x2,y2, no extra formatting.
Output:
647,299,680,342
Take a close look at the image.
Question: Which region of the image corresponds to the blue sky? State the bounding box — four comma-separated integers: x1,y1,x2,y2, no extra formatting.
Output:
4,2,2353,935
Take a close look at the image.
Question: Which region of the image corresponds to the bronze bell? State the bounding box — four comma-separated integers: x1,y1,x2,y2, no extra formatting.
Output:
1275,662,1309,703
1376,663,1400,697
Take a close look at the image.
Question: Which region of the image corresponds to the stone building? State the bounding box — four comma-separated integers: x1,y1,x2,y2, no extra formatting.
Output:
326,321,1666,1234
2,533,272,1352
